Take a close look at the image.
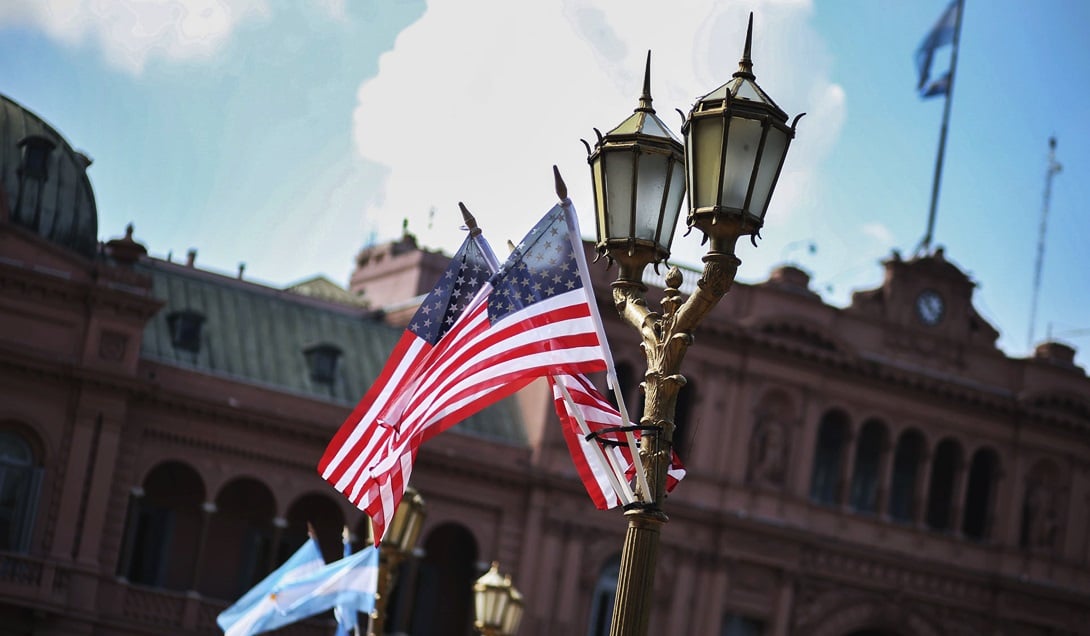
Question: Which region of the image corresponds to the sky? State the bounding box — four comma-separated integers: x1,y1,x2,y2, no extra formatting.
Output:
2,0,1088,368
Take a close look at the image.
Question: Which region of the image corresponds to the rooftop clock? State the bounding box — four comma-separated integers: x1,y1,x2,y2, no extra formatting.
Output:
915,289,945,326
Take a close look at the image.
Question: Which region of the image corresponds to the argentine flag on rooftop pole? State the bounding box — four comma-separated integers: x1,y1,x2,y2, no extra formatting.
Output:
217,536,325,636
273,544,380,627
915,0,961,98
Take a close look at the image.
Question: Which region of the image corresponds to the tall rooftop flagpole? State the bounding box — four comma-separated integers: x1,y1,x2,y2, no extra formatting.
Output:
918,0,965,256
1028,137,1063,349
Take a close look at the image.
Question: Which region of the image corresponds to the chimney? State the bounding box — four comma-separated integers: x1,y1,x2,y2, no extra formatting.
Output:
186,249,197,267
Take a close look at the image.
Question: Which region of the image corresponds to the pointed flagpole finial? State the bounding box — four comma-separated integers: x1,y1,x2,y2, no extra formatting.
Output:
637,50,654,113
306,521,316,539
553,165,568,201
342,525,351,542
735,12,755,79
459,202,482,236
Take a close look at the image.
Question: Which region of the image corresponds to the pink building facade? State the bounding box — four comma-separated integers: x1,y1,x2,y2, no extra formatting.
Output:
2,93,1090,636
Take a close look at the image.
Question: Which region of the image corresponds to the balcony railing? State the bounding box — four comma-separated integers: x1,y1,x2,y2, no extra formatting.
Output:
0,552,339,634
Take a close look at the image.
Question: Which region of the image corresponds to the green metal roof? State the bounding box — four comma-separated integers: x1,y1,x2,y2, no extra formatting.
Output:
137,258,527,445
0,94,98,259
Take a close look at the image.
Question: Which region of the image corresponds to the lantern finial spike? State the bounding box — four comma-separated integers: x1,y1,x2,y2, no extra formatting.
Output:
736,12,755,79
637,50,654,113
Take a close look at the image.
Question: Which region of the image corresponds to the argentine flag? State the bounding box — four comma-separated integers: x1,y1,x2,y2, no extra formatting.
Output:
273,545,379,625
217,537,325,636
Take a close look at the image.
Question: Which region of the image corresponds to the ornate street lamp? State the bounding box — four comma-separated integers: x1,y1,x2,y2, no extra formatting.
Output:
585,51,686,284
370,487,426,636
586,14,801,636
683,14,803,254
473,562,523,636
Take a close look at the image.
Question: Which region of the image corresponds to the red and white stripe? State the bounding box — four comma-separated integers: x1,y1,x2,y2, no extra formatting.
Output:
550,373,686,509
320,283,608,542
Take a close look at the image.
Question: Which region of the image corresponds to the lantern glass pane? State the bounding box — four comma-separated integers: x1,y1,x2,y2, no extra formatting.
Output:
662,159,685,249
476,588,503,627
502,599,524,634
635,152,670,244
592,156,608,241
603,150,635,240
748,125,788,218
691,117,724,210
720,117,762,209
735,80,763,103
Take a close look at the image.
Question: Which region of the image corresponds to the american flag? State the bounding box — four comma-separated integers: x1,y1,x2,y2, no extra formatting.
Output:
550,373,685,509
320,201,610,543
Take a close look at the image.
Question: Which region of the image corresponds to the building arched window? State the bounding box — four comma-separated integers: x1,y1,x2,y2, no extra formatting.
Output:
809,410,850,505
587,555,620,636
201,477,277,600
0,429,42,553
123,461,205,589
887,429,925,523
849,419,888,514
408,523,479,636
961,448,999,541
926,439,962,532
281,492,346,565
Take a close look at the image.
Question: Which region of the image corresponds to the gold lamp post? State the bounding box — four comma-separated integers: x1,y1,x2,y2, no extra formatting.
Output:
369,487,426,636
585,15,801,636
473,562,524,636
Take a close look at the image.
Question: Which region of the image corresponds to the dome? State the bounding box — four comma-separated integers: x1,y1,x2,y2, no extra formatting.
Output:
1,94,98,259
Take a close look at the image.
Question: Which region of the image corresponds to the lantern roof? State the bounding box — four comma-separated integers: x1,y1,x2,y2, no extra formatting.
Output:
602,52,682,145
692,14,789,123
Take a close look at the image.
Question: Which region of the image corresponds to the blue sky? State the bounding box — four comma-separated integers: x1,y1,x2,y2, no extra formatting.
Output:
2,0,1087,367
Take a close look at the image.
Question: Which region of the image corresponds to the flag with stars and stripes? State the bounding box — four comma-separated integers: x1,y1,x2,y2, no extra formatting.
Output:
550,372,686,510
319,233,494,543
320,199,611,544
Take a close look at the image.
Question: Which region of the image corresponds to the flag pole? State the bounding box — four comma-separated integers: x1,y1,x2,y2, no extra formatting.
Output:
919,0,965,256
1028,137,1062,349
554,166,653,502
555,379,636,505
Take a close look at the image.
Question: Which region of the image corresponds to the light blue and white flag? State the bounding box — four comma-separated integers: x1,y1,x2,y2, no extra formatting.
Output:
217,537,325,636
334,527,355,636
273,545,379,626
915,0,960,97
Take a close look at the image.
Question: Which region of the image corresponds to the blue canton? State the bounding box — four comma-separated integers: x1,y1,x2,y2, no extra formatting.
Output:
488,206,582,323
408,238,491,345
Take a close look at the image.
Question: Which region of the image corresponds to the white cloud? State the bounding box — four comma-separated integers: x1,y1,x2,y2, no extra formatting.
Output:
0,0,269,74
351,0,844,272
862,222,895,246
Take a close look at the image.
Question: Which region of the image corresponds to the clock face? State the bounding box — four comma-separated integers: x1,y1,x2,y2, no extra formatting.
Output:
916,289,945,326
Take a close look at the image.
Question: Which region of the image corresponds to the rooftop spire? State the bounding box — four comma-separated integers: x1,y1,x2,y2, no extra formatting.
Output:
734,12,755,79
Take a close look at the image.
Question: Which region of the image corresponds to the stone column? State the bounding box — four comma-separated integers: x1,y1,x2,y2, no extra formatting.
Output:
267,517,288,572
115,487,145,581
837,430,858,507
875,437,895,517
189,501,217,592
914,447,934,528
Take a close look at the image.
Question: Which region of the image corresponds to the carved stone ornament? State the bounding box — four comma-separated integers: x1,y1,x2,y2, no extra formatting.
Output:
98,330,128,361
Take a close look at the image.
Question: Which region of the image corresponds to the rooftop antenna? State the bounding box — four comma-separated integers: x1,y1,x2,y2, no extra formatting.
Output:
1027,136,1062,349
